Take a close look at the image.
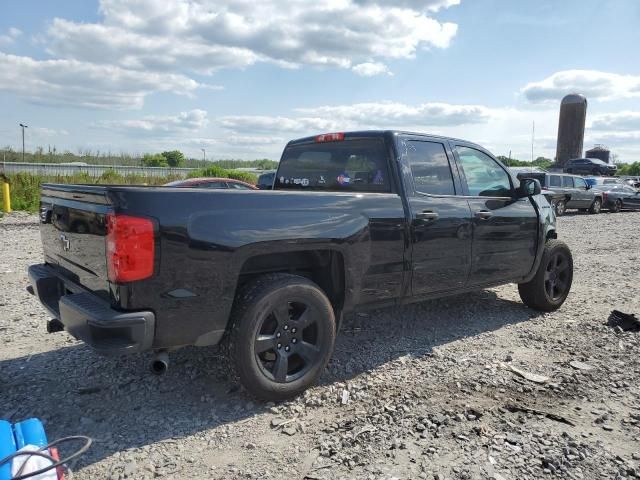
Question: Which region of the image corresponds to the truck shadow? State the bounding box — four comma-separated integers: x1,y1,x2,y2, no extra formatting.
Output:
0,289,540,471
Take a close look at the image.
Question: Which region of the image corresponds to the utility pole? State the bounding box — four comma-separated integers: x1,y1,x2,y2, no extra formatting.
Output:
201,148,206,168
531,120,535,163
19,123,28,163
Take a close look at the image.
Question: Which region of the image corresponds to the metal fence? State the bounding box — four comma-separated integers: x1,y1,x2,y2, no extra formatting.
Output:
0,162,195,178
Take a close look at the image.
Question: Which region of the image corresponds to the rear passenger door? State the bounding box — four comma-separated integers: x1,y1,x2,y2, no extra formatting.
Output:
453,144,538,285
562,175,580,208
399,138,473,295
573,177,592,208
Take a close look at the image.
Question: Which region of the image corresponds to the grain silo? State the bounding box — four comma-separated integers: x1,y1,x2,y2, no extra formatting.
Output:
585,145,611,163
555,94,587,166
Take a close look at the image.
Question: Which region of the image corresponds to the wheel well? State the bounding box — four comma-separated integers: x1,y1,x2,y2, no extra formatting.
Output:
237,250,346,316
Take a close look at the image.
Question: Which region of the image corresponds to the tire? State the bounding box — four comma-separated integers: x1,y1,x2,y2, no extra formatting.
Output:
555,199,567,216
591,168,600,176
518,239,573,312
589,198,602,214
566,169,573,174
226,273,336,401
610,199,622,213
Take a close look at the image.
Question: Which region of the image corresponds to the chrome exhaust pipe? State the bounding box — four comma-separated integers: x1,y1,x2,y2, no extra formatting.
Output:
151,350,169,375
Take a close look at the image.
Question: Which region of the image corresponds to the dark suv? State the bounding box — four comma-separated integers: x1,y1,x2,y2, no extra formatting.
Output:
515,172,603,216
565,158,617,176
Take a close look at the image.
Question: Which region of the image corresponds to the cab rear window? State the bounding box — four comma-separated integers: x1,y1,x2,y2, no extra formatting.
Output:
275,139,391,192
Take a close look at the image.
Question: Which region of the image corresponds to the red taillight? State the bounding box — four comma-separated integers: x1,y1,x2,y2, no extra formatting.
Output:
315,132,344,143
106,214,155,283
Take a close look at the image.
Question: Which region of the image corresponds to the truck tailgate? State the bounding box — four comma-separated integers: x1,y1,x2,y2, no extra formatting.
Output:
39,185,111,300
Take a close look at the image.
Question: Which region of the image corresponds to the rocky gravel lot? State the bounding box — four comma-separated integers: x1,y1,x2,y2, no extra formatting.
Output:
1,210,639,480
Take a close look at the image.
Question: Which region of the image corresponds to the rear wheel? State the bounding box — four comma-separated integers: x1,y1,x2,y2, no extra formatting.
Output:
518,240,573,312
226,273,336,401
589,198,602,214
555,199,567,216
591,168,600,176
566,168,573,174
610,199,622,213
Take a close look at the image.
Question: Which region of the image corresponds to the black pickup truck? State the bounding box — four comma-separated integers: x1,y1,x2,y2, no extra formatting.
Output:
29,131,573,400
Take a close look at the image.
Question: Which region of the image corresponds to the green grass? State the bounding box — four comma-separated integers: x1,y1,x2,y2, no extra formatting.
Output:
0,171,182,212
1,167,259,212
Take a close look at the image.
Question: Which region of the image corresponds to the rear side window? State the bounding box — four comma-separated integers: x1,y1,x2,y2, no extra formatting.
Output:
562,176,574,187
574,177,587,188
404,141,455,195
549,175,562,187
201,182,227,189
456,146,512,197
275,138,390,192
227,182,253,190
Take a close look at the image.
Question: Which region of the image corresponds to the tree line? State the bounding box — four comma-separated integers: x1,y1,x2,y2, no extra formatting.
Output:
1,146,278,170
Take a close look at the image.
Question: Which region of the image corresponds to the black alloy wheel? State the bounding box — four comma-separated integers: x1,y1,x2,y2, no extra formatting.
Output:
226,273,336,401
589,198,602,214
543,251,572,302
518,239,573,312
254,300,325,383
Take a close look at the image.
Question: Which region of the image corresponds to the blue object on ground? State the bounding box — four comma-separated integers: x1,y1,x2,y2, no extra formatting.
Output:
0,418,49,480
0,420,17,480
13,418,48,449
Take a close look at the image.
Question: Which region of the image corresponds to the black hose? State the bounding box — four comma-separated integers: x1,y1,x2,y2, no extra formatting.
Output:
0,435,92,480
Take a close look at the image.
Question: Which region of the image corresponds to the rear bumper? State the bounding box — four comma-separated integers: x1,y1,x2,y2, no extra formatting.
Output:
28,264,155,356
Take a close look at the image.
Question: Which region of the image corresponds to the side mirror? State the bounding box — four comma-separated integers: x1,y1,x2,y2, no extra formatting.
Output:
518,178,541,197
585,184,591,190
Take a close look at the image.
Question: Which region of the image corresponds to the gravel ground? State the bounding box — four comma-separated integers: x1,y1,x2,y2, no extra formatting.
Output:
1,210,639,480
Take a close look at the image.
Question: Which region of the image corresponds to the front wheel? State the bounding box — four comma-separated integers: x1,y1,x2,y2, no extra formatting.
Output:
518,240,573,312
610,199,622,213
589,198,602,214
555,199,567,216
226,273,336,401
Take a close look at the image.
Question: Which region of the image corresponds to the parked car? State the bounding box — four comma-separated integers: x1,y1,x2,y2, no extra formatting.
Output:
564,158,617,176
29,130,571,400
619,176,640,189
514,172,603,216
599,184,640,212
163,177,257,190
257,170,276,189
584,176,623,188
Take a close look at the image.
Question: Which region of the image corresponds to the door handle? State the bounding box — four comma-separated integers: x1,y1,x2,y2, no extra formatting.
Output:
474,210,494,220
416,210,439,220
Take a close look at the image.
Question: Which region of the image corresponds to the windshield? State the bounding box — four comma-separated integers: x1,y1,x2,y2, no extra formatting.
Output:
275,138,391,192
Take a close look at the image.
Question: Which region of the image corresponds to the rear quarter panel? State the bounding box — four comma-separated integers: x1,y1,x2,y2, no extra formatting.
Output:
109,188,406,348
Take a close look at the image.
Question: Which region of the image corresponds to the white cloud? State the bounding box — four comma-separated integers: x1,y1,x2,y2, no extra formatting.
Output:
0,27,22,45
0,52,201,110
226,135,285,145
590,111,640,131
355,0,461,12
295,101,493,127
219,115,339,133
95,109,209,134
30,127,70,137
522,70,640,103
46,0,458,74
352,62,392,77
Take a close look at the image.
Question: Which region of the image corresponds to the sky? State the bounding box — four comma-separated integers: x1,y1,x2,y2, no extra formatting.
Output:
1,0,639,162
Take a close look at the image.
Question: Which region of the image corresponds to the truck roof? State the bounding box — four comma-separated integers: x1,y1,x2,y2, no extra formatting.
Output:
286,130,485,150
